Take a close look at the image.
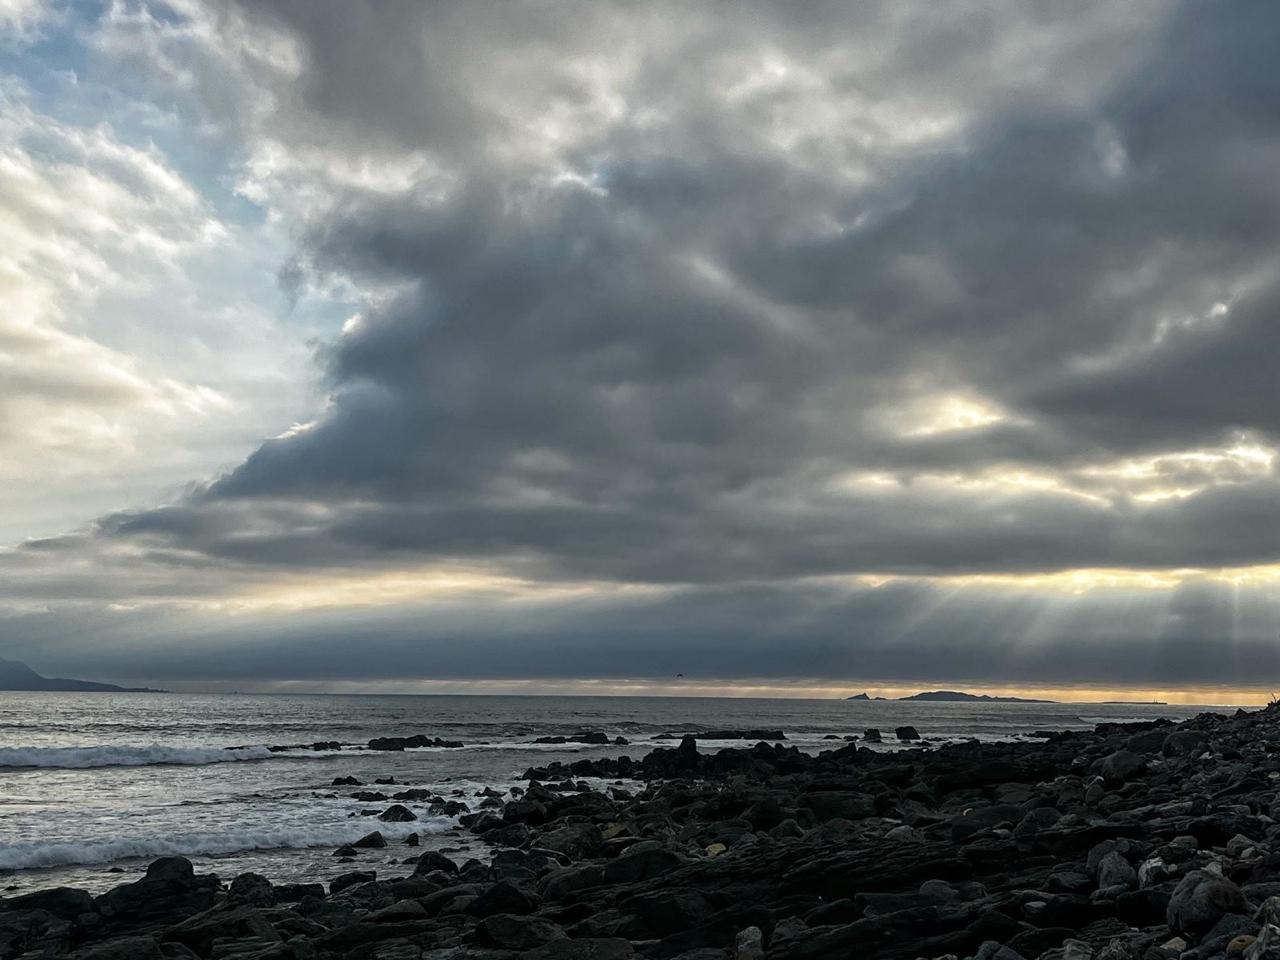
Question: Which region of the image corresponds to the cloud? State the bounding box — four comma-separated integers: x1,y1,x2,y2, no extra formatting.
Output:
5,0,1280,689
0,87,231,478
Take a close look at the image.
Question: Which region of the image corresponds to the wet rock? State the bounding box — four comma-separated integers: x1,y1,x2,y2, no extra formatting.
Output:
377,804,417,822
353,831,388,848
895,726,921,741
367,735,465,751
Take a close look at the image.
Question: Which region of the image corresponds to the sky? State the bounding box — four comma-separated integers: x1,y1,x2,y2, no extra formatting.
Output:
2,1,1280,701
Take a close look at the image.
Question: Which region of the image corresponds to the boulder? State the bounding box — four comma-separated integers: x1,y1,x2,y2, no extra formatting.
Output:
413,851,460,876
162,904,280,955
1164,730,1208,757
377,804,417,822
329,871,376,895
0,887,95,919
95,857,219,924
475,913,567,949
464,881,536,918
1167,869,1249,938
227,873,275,908
1094,750,1147,784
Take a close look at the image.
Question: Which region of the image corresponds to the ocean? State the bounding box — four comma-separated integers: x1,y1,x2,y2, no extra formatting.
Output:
0,692,1223,896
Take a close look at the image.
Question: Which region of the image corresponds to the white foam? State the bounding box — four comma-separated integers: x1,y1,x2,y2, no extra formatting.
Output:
0,744,281,769
0,819,455,870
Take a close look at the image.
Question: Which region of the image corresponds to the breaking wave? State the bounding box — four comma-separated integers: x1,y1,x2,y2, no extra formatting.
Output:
0,744,286,769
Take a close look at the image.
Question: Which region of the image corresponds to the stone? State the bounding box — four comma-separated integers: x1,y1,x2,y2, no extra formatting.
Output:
329,871,376,895
95,857,219,924
602,842,683,883
522,939,634,959
414,851,459,876
538,822,602,859
0,887,95,919
378,804,417,822
163,904,281,955
353,831,388,848
69,936,165,960
895,726,921,741
1167,869,1249,938
735,925,765,960
1246,924,1280,959
464,881,536,918
1163,730,1208,757
1229,833,1259,858
475,913,567,950
1096,850,1137,895
1094,750,1147,784
227,873,275,908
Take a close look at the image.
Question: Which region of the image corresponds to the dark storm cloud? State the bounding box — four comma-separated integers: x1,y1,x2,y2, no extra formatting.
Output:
8,575,1280,692
6,0,1280,687
80,0,1277,584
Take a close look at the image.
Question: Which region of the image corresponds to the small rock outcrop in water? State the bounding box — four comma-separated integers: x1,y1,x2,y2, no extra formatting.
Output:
367,734,465,750
13,704,1280,958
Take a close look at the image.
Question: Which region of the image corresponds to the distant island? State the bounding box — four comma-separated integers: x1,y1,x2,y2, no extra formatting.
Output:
845,689,1167,705
0,657,163,692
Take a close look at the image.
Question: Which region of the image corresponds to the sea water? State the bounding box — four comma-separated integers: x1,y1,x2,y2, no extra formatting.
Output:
0,692,1219,894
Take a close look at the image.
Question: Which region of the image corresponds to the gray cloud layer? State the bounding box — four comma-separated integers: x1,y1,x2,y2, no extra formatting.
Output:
6,0,1280,688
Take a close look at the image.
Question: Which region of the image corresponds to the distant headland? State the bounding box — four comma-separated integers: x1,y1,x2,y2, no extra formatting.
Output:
0,657,164,692
846,689,1168,705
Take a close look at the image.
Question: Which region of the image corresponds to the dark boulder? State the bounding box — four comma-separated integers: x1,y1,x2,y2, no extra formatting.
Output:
1167,869,1249,938
475,912,567,949
329,871,376,895
0,887,95,919
377,804,417,822
464,881,537,918
226,872,275,907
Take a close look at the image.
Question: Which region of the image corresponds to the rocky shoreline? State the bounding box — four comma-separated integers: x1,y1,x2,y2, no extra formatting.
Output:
7,705,1280,959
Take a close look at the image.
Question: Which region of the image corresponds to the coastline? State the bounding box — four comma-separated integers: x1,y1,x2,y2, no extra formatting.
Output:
5,704,1280,958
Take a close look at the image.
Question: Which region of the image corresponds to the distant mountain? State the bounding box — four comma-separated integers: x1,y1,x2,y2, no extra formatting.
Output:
845,689,1055,703
0,658,162,692
898,690,1056,703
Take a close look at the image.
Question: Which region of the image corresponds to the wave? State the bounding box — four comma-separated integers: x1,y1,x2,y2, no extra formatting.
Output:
0,744,285,769
0,819,453,871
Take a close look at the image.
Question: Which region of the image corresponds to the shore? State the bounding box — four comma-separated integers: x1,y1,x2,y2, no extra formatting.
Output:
5,706,1280,959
